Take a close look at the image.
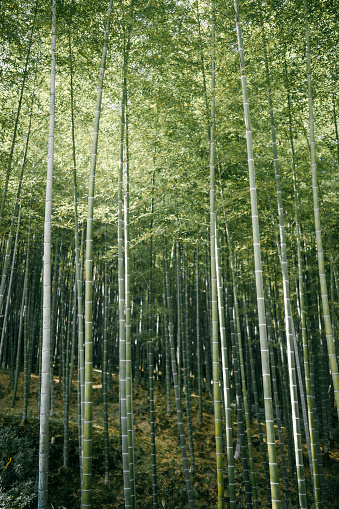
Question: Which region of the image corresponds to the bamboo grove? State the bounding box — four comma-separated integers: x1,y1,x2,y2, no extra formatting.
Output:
0,0,338,507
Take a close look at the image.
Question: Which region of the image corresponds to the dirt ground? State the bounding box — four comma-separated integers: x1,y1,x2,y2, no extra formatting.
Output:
0,367,338,508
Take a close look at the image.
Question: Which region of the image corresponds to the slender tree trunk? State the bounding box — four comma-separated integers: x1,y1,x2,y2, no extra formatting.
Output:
164,248,194,509
82,2,113,506
261,21,308,506
0,203,22,366
38,1,56,505
103,257,109,484
233,0,281,505
148,341,158,508
215,224,236,506
303,0,339,417
124,99,136,508
209,5,223,505
196,245,202,426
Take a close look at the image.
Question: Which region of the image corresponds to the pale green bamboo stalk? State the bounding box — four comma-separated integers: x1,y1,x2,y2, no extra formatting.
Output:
282,47,321,503
68,20,85,489
63,281,73,468
176,243,182,397
82,2,113,506
204,273,212,396
0,101,33,318
22,205,31,422
38,1,56,505
148,341,158,508
233,0,281,505
196,245,202,426
103,258,109,484
275,296,296,481
242,293,271,493
215,225,235,506
68,273,77,399
184,244,194,473
265,287,291,503
305,298,328,508
164,249,194,509
79,224,85,495
124,99,136,508
227,287,251,505
162,277,171,416
261,23,308,506
303,0,339,418
210,4,223,505
11,259,28,408
0,203,22,367
223,214,258,507
118,39,131,508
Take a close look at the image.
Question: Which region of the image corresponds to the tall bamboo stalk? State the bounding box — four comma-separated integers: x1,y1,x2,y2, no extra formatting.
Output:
233,0,281,505
303,0,339,417
164,248,194,509
38,0,56,505
82,2,113,506
210,3,223,506
261,20,308,506
124,97,136,507
215,224,236,506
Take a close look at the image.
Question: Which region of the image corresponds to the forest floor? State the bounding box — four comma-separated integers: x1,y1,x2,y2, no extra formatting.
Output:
0,367,338,508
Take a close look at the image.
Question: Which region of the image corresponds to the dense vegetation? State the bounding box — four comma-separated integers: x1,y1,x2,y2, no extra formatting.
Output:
0,0,338,508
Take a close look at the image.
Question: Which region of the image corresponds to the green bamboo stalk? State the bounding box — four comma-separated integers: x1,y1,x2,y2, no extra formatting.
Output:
282,46,322,503
303,0,339,418
204,273,212,397
161,277,171,416
215,225,236,506
164,249,194,509
82,2,113,506
11,258,28,408
103,258,109,484
68,17,85,487
176,243,182,397
63,281,73,468
68,273,77,399
210,5,223,504
275,295,296,482
118,35,131,508
148,341,158,508
233,0,281,505
184,244,194,473
0,203,22,367
0,101,33,318
228,287,251,506
223,214,258,507
261,23,308,506
196,245,202,426
124,98,136,508
38,0,56,505
242,293,270,494
22,205,31,422
265,288,291,503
